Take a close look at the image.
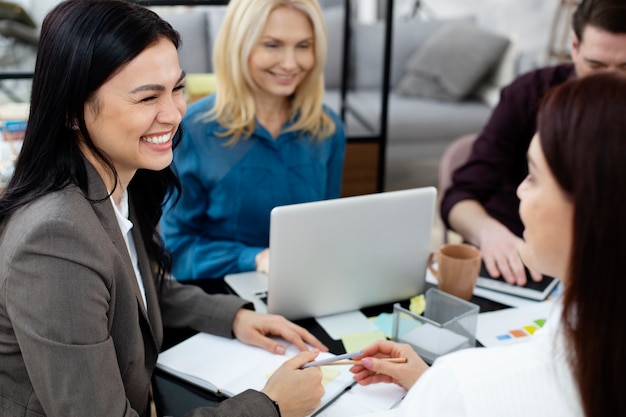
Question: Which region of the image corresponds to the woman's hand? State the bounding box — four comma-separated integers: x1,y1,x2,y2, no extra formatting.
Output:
262,350,324,417
255,248,270,274
232,308,328,354
350,340,428,391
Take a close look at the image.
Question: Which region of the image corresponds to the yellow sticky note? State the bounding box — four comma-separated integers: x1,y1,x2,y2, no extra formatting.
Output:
410,294,426,315
341,331,387,353
321,368,341,387
266,360,340,387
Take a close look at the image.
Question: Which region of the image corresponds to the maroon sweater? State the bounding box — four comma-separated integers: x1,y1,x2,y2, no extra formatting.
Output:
441,64,576,238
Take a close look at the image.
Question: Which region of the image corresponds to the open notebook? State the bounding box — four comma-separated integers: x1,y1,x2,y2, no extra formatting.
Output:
156,333,355,416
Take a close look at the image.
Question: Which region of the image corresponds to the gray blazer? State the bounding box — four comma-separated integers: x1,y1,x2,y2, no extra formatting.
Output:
0,163,279,417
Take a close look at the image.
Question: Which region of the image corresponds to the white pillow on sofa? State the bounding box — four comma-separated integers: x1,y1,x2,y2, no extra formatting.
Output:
473,39,520,107
352,19,449,90
395,21,510,101
323,6,345,90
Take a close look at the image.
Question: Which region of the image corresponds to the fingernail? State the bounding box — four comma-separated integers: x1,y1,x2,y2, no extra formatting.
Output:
361,358,372,368
274,345,285,354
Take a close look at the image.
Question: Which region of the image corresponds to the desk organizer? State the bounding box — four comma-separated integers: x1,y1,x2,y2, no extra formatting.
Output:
392,288,479,364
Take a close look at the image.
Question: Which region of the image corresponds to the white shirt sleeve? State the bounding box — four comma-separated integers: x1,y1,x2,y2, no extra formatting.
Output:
395,362,466,417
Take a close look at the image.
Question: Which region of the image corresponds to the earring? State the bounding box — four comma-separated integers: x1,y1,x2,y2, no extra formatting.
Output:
70,123,79,131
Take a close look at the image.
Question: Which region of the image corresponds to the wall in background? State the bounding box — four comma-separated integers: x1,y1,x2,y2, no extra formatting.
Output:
17,0,566,71
8,0,58,27
410,0,562,69
346,0,563,71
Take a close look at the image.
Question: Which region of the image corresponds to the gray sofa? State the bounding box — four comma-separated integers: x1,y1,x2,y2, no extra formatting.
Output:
333,15,514,189
159,5,512,192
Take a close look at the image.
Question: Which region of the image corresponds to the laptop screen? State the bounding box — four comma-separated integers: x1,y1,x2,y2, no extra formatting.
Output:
264,187,437,320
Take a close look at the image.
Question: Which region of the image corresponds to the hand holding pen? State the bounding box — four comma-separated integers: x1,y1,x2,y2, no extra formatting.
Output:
348,340,429,391
302,350,407,368
262,350,324,417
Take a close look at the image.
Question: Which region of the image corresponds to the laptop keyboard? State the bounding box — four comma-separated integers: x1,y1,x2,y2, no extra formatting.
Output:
255,291,268,305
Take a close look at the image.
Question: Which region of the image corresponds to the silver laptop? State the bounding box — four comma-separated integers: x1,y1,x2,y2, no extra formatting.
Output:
225,187,436,320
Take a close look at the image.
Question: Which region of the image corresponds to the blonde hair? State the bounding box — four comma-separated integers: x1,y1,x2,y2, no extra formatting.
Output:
208,0,336,144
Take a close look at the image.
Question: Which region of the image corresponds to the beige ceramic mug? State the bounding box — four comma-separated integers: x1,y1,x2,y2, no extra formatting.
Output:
428,243,481,300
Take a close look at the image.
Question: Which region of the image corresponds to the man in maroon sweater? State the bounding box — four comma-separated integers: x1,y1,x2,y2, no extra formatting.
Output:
441,0,626,285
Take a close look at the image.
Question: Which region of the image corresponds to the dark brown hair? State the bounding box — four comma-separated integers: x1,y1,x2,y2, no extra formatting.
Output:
537,72,626,417
572,0,626,41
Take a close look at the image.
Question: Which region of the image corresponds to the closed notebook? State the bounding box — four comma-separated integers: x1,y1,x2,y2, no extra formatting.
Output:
475,262,559,301
156,333,355,415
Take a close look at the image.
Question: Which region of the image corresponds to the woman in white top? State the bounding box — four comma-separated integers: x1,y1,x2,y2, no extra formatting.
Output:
350,71,626,417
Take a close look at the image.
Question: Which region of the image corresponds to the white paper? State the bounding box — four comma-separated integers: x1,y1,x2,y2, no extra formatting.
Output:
399,322,469,356
476,300,555,347
316,310,379,340
318,382,406,417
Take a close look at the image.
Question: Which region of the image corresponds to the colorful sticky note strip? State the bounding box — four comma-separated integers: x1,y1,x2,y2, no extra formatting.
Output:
509,329,528,338
523,325,538,335
494,316,548,342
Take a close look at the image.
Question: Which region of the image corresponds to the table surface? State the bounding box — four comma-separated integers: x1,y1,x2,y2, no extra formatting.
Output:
153,279,510,417
163,279,509,352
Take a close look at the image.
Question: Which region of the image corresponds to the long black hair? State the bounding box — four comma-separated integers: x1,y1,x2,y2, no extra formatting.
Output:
0,0,182,285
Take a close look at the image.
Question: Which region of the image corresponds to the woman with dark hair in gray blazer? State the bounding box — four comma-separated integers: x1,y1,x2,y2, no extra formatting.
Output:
0,1,327,416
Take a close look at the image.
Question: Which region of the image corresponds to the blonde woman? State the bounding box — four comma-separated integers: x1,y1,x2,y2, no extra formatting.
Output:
161,0,346,283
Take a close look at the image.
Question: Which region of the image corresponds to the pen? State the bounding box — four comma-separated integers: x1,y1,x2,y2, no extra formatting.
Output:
301,350,364,369
315,358,408,366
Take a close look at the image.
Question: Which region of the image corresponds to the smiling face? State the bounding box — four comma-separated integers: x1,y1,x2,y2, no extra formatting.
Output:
516,135,573,280
571,25,626,78
82,37,186,190
248,6,315,104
